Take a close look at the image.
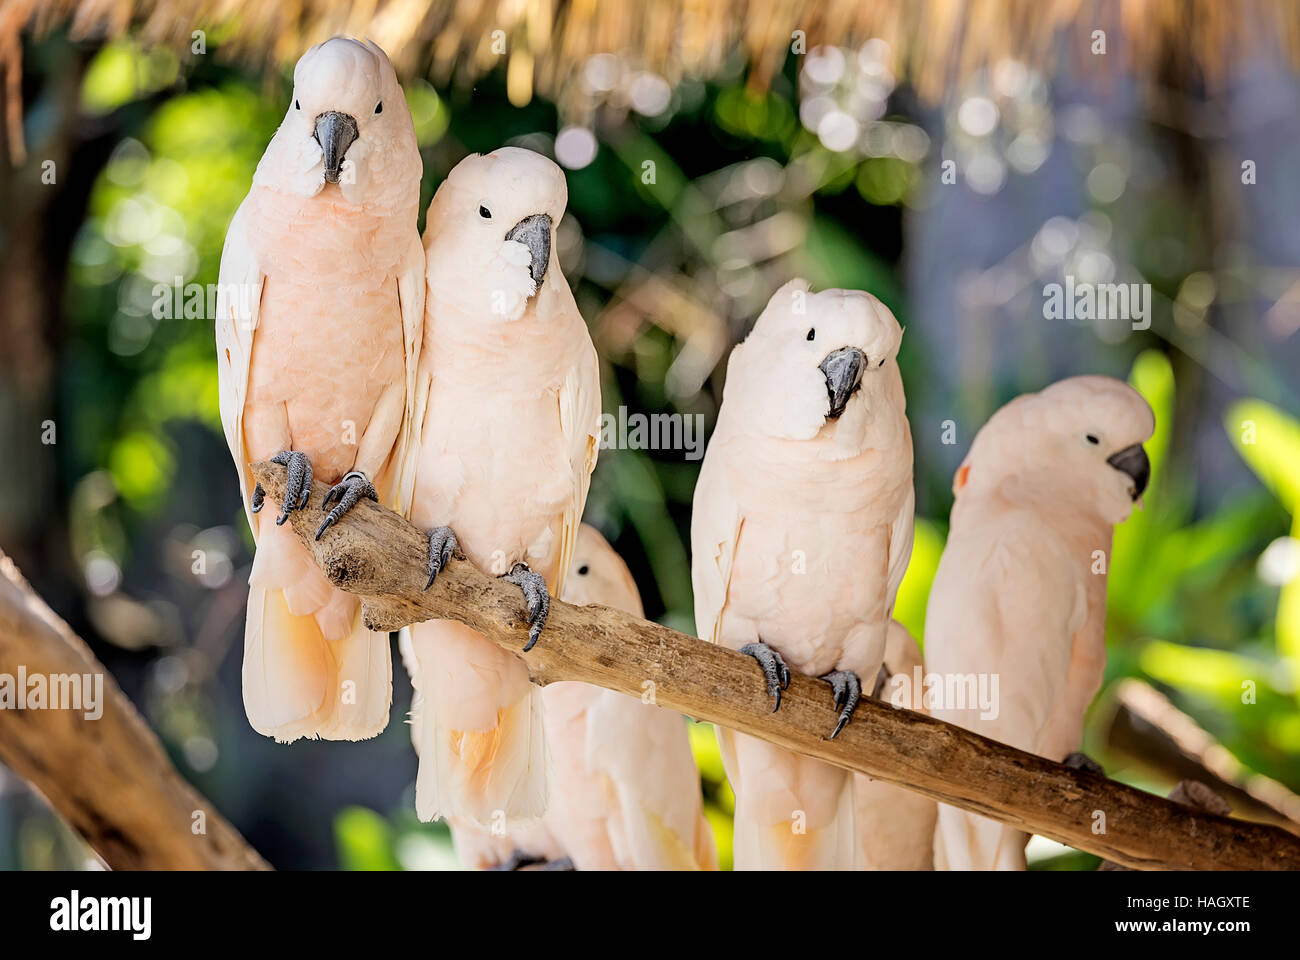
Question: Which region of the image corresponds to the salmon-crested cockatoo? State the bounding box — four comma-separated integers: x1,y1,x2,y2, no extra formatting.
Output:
926,375,1153,870
854,619,937,869
691,279,914,869
433,525,717,870
215,38,423,742
398,147,601,827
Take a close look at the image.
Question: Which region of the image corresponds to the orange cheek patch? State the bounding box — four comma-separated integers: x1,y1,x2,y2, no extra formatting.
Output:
954,464,970,492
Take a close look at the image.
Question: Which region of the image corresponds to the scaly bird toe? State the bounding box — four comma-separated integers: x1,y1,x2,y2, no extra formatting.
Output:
504,562,550,652
739,641,791,713
314,470,378,540
266,450,313,524
821,669,862,740
423,526,460,590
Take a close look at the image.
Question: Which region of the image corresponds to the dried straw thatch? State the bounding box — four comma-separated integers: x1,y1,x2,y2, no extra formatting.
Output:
3,0,1299,159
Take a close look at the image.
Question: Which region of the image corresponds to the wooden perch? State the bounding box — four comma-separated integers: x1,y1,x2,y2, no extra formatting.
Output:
252,459,1300,871
1103,678,1300,832
0,552,269,870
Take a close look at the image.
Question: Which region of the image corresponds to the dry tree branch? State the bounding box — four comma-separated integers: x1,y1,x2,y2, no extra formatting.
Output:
0,551,269,870
252,459,1300,872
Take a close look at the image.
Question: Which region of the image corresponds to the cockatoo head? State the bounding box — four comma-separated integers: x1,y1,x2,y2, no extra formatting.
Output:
722,279,906,453
424,147,568,321
559,524,645,617
955,375,1155,525
262,38,417,202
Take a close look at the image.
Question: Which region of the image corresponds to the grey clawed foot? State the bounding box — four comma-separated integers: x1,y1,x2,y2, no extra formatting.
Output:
423,526,460,590
540,856,575,871
739,641,791,713
251,450,313,524
314,470,378,540
821,669,862,740
504,562,549,652
1063,751,1105,777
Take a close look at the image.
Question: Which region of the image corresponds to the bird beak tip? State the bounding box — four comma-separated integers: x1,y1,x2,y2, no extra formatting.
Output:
506,214,552,289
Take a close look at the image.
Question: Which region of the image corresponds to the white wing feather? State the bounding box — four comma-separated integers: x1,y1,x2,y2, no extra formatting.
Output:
215,201,264,533
689,451,743,646
553,340,601,598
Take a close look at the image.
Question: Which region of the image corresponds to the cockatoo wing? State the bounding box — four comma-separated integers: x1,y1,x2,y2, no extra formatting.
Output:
215,200,264,532
929,521,1086,748
689,451,743,646
884,479,915,616
929,517,1087,870
384,232,426,513
552,342,601,598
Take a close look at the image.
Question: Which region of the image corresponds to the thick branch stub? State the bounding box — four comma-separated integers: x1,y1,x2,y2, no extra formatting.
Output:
0,553,269,870
250,459,1300,871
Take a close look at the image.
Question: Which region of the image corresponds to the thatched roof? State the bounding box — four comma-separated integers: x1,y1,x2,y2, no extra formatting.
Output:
10,0,1300,91
4,0,1299,156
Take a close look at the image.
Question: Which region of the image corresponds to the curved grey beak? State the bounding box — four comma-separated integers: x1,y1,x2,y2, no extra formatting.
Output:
506,213,552,287
819,346,866,419
1107,443,1150,500
315,111,358,183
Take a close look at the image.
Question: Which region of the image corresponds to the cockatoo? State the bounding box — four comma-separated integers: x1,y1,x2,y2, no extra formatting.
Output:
215,38,423,742
926,375,1153,870
691,279,914,869
434,524,717,870
398,147,601,827
854,619,937,869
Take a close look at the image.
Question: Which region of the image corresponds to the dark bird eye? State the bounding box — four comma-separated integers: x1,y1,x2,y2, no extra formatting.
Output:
479,204,492,220
1085,433,1100,445
806,328,815,341
294,99,301,110
375,101,383,114
577,565,589,576
879,358,886,367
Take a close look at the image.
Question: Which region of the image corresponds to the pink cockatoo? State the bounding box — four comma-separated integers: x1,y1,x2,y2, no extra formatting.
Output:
926,375,1153,870
215,38,423,742
398,147,601,827
691,279,914,869
854,619,937,869
437,524,717,870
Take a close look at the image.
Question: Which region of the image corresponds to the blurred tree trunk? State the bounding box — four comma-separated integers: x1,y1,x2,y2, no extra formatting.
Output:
0,40,88,608
0,38,162,614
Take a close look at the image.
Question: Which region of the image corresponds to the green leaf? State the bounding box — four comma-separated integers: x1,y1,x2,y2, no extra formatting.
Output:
1225,399,1300,514
895,517,944,647
1138,639,1265,705
1110,351,1178,617
333,806,400,871
1224,400,1300,673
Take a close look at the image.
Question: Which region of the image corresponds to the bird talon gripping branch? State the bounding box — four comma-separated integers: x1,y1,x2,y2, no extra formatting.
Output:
315,470,378,540
422,526,460,590
821,669,862,740
504,562,551,652
739,641,791,712
255,449,313,525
